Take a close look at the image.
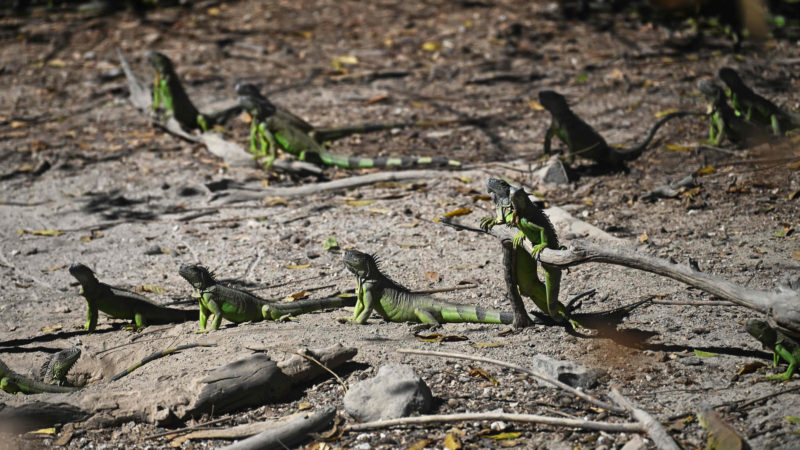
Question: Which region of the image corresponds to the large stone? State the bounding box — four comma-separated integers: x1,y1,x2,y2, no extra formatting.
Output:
534,155,569,185
529,354,598,389
343,364,432,422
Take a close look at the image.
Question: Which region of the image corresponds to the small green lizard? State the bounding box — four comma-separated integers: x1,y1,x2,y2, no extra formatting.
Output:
178,264,356,331
745,319,798,381
236,83,461,170
69,263,198,332
1,354,81,394
147,50,240,132
698,80,770,146
538,90,701,167
39,347,81,386
718,67,800,136
340,249,514,326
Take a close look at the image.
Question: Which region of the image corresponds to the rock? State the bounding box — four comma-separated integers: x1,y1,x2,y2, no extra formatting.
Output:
529,354,598,389
621,435,647,450
344,364,432,422
534,155,569,185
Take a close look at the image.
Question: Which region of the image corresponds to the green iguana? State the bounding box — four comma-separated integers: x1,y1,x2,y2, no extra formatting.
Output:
718,67,800,136
745,319,799,381
481,178,571,325
178,264,356,331
147,50,240,132
698,408,751,450
698,80,770,146
236,83,462,170
480,178,651,329
69,263,198,332
39,347,81,386
1,353,81,394
340,249,514,326
538,90,702,167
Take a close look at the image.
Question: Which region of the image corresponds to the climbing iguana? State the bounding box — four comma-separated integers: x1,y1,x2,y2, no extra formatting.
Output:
745,319,799,381
698,80,770,146
718,67,800,136
236,83,462,170
538,90,702,167
1,354,81,394
69,263,198,332
480,178,571,326
480,178,652,329
178,264,356,331
39,347,81,386
340,250,514,326
147,50,240,132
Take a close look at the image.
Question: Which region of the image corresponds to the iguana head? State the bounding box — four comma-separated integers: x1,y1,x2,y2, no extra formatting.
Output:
342,250,380,279
178,264,216,290
538,90,571,115
717,67,745,91
508,185,532,210
745,319,777,348
40,347,81,385
698,80,724,105
486,178,513,223
235,83,277,120
69,263,99,286
146,51,175,76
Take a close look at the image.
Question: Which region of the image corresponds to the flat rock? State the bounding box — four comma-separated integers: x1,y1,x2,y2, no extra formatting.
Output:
529,354,598,389
343,364,432,422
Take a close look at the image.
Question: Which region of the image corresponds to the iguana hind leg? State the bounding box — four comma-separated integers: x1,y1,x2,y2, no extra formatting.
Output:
766,344,796,381
414,308,441,327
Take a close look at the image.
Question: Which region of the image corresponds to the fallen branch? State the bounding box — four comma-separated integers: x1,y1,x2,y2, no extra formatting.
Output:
110,344,214,381
220,406,336,450
344,412,642,433
397,348,624,413
608,387,680,450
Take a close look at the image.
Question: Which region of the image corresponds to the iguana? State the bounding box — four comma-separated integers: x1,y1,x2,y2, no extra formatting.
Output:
69,263,199,332
236,83,462,170
698,80,770,146
178,264,356,331
340,249,514,326
718,67,800,136
698,408,751,450
480,178,651,329
147,50,240,132
39,347,81,386
1,355,81,394
538,90,702,167
745,319,799,381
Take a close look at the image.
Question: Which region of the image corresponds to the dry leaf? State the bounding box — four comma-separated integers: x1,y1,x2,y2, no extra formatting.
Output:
10,121,27,129
408,439,431,450
469,367,498,386
48,59,66,67
638,233,649,243
364,94,389,105
655,109,679,118
665,143,693,152
346,199,374,207
284,291,309,301
18,229,65,237
444,432,461,450
472,342,504,349
285,264,311,269
41,326,62,333
297,402,312,410
136,285,164,294
695,165,716,176
422,41,441,51
737,361,767,375
442,208,472,218
792,250,800,261
42,264,67,273
399,220,419,229
484,432,521,440
27,428,56,435
414,333,468,343
425,271,440,282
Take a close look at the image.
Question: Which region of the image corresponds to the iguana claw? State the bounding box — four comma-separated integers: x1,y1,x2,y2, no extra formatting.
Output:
479,217,496,231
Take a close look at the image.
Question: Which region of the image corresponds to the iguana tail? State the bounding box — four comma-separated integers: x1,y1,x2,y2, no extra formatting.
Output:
302,150,461,169
311,116,500,143
611,111,705,163
439,304,514,324
264,294,357,320
0,359,80,394
110,344,214,382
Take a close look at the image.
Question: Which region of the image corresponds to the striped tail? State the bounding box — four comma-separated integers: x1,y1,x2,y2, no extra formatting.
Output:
439,305,513,324
267,295,357,319
302,150,461,169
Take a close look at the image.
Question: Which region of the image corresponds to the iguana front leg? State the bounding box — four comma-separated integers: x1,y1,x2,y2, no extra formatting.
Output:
339,281,367,323
543,124,555,155
352,287,376,324
771,115,783,136
85,299,98,332
132,312,147,332
708,112,724,146
767,344,797,381
152,76,163,110
256,123,278,170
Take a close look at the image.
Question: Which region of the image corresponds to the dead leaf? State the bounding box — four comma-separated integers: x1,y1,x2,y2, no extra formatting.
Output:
283,291,309,301
422,41,441,52
484,432,521,440
528,100,544,110
792,250,800,261
695,165,716,176
473,194,491,201
472,342,504,349
136,285,164,294
425,271,440,282
263,196,288,206
665,143,694,152
41,326,62,333
655,109,679,118
18,229,65,237
285,264,311,269
442,208,472,218
738,361,767,375
638,233,649,243
47,59,66,67
444,432,461,450
408,439,431,450
297,402,312,410
206,7,220,15
364,94,389,105
27,428,56,435
399,220,420,229
42,264,67,273
788,190,800,200
10,121,27,129
469,367,498,386
414,333,468,342
346,199,374,207
79,230,104,242
332,55,359,70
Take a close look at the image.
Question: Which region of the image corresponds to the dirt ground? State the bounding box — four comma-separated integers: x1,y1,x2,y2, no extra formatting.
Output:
1,1,800,448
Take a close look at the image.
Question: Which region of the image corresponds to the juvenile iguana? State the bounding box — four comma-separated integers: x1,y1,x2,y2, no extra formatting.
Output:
178,264,356,331
236,83,462,170
718,67,800,136
698,80,770,146
538,90,702,167
39,347,81,386
1,355,81,394
147,50,240,132
341,250,514,326
69,263,198,332
745,319,799,381
480,178,651,329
